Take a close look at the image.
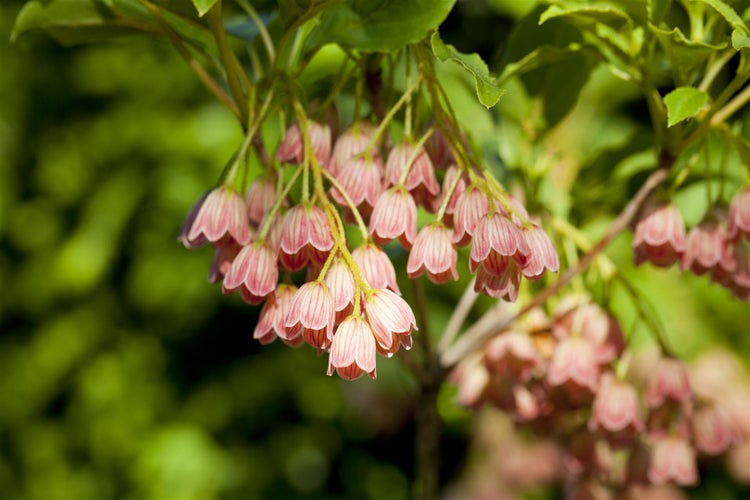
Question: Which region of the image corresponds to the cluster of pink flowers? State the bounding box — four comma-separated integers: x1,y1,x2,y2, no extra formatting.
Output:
450,298,743,495
632,189,750,300
179,117,559,379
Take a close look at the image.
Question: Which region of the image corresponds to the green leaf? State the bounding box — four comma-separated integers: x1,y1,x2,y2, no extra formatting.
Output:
663,87,708,127
308,0,455,52
430,31,505,109
11,0,160,44
192,0,218,17
539,3,632,27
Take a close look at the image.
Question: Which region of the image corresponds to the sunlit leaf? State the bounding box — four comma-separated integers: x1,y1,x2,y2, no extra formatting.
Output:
309,0,456,51
663,86,708,127
431,31,505,109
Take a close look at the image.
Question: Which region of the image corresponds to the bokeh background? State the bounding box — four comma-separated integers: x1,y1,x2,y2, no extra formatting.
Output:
1,0,749,498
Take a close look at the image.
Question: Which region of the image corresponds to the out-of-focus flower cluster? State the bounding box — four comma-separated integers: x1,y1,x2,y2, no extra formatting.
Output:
632,189,750,300
450,298,748,497
178,116,559,380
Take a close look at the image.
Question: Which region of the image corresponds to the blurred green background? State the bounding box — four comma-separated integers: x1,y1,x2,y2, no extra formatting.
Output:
1,0,749,498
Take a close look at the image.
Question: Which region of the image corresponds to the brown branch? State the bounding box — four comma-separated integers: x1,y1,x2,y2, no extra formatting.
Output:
439,163,671,368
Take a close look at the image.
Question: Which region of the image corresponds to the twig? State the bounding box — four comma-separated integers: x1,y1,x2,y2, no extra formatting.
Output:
440,165,671,368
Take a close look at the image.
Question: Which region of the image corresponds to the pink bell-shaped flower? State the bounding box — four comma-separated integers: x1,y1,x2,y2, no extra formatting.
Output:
364,288,417,355
407,222,458,284
284,281,336,351
180,186,252,248
279,204,335,271
680,219,725,275
546,336,600,395
352,243,400,294
588,373,644,434
452,185,490,246
521,224,560,280
368,186,418,249
330,155,384,217
324,258,356,323
647,435,698,486
253,284,298,345
222,241,277,304
277,120,332,168
633,203,686,267
327,314,377,380
692,404,735,455
645,357,693,408
470,211,530,274
473,261,522,302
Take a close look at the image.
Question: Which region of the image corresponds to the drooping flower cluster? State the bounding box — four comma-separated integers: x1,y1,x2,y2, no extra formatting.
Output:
179,111,559,379
450,298,744,496
632,189,750,300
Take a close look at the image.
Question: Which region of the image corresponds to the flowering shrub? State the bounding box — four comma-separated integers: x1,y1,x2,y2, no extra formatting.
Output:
11,0,750,497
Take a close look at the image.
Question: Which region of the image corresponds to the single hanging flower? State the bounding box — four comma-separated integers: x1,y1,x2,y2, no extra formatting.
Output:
180,186,252,248
520,224,560,280
279,204,335,271
222,241,278,304
327,314,378,380
368,186,418,249
632,202,686,267
364,288,417,356
329,122,376,176
284,281,336,351
351,243,401,294
407,222,458,284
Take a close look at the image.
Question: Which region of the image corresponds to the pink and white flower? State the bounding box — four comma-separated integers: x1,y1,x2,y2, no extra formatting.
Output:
647,435,698,486
329,122,376,176
728,187,750,241
279,204,335,271
324,258,356,323
369,186,418,249
521,224,559,280
245,177,278,226
327,314,377,380
222,241,277,304
352,243,401,294
452,186,489,246
470,211,530,274
589,373,644,434
364,288,417,355
633,203,686,267
407,222,458,284
180,186,252,248
384,141,440,208
645,357,693,408
284,281,336,350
